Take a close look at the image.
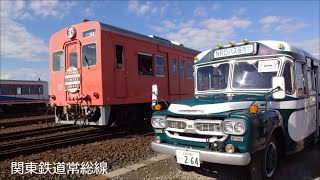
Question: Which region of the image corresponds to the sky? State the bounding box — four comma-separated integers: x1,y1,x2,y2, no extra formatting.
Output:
0,0,319,82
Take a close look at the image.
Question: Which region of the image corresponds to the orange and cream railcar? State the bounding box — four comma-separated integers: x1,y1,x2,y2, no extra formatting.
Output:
49,20,200,126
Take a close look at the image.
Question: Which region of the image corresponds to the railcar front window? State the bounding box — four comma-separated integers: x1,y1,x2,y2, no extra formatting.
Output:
69,51,78,67
197,63,229,91
232,60,279,89
52,51,64,72
82,43,97,67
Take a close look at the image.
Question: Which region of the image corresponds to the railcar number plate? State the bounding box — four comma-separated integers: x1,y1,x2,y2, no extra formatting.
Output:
176,149,200,167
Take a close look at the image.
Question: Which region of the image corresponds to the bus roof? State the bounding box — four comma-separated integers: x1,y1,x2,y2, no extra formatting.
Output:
194,40,319,65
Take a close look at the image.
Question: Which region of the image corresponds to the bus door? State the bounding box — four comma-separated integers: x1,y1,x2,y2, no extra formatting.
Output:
64,40,82,101
307,57,319,138
114,43,127,98
315,64,320,137
168,54,180,102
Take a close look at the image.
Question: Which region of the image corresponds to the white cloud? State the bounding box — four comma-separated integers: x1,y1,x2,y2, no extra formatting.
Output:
259,16,306,33
212,4,220,11
275,22,307,32
162,20,176,30
128,1,158,16
83,7,95,18
0,1,31,20
163,17,252,51
29,0,76,19
149,20,177,33
260,16,281,30
0,68,49,81
128,1,169,16
233,8,247,16
0,19,48,61
193,7,208,17
0,1,77,62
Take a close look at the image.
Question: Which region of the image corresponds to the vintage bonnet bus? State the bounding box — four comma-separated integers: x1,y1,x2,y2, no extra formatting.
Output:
150,40,319,179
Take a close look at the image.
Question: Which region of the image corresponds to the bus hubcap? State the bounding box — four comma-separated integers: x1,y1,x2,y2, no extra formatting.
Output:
265,142,277,177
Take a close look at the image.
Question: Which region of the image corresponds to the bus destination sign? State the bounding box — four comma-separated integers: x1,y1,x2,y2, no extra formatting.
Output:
213,44,254,58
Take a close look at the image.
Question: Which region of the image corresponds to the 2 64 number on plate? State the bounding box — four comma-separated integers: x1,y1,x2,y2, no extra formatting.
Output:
176,149,200,167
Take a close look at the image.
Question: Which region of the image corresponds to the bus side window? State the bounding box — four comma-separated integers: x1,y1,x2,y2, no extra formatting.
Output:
282,62,293,94
295,63,306,97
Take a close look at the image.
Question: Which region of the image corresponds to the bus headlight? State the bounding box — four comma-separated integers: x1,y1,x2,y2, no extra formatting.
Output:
151,116,167,128
222,119,246,135
223,122,233,133
234,122,245,134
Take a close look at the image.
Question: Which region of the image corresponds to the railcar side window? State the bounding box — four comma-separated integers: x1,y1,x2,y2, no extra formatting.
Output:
188,61,193,79
82,43,97,67
296,63,306,96
116,45,124,69
17,87,21,95
38,85,43,94
52,51,64,72
282,62,294,94
0,85,8,95
172,59,177,77
156,56,165,77
138,52,153,76
22,86,29,94
180,60,185,79
69,51,78,67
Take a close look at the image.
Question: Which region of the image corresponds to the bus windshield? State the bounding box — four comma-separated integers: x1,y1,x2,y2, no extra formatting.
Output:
232,60,279,89
197,63,229,91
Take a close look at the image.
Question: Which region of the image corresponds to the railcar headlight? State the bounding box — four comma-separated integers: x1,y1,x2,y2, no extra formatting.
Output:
234,122,245,134
222,119,247,135
151,116,167,128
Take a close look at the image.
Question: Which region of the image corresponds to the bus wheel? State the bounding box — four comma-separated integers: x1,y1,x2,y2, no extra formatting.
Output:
171,157,193,172
250,135,278,180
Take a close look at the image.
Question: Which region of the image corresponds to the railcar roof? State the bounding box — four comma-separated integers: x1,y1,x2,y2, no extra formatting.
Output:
99,22,200,55
0,79,48,84
194,40,319,65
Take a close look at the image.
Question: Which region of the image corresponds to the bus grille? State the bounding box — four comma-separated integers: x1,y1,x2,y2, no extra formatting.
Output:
167,121,186,129
195,123,221,132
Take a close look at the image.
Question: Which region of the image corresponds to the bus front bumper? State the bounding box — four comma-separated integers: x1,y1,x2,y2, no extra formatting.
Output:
151,142,251,166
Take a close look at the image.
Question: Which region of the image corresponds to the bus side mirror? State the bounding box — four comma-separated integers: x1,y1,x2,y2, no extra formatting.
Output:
152,84,158,108
272,76,286,99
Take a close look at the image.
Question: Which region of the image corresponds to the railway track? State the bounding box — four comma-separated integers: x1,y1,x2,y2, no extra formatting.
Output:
0,110,52,120
0,126,153,160
0,124,81,142
0,116,55,128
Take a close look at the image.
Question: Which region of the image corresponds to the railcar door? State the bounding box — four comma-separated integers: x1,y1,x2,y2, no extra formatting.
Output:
178,57,194,100
114,43,127,97
64,40,82,101
168,54,180,102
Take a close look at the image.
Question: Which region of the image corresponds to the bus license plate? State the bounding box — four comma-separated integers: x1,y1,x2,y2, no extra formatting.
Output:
176,149,200,167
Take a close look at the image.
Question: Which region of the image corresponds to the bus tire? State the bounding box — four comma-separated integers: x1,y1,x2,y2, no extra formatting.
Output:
250,135,278,180
171,156,193,172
